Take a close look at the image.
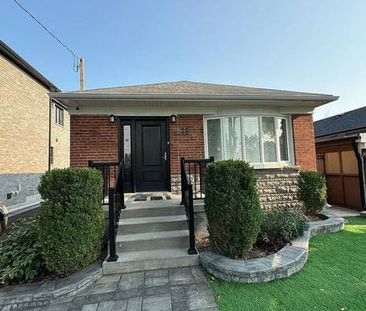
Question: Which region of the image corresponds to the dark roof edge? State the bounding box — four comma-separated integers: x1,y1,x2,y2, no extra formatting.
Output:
316,133,360,144
0,41,60,92
315,126,366,139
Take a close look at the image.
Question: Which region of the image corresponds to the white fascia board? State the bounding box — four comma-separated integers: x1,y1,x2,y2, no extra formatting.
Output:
49,92,338,104
68,102,316,116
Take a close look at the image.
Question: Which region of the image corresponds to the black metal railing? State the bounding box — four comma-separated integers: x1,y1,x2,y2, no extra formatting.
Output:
180,157,214,255
107,161,126,262
180,157,214,205
88,160,120,205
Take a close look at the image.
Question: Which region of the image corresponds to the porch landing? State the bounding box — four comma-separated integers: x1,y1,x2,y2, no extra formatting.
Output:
103,194,199,275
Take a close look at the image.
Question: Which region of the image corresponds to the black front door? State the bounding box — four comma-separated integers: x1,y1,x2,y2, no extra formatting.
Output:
134,119,169,192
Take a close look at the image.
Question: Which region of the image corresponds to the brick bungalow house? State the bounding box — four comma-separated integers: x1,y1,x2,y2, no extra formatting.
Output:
51,81,337,209
0,41,70,211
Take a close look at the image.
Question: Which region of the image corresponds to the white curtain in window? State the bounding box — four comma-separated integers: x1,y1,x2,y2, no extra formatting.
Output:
243,117,260,163
278,118,289,161
261,117,277,162
223,117,242,160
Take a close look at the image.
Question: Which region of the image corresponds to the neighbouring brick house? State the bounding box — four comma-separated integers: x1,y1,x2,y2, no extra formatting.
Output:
0,41,70,209
51,81,337,209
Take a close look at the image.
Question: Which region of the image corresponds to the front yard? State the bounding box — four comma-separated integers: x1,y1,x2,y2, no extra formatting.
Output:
208,217,366,311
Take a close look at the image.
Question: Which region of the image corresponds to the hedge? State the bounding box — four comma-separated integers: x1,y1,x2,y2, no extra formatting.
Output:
257,207,308,249
204,160,261,258
298,171,327,215
38,168,104,275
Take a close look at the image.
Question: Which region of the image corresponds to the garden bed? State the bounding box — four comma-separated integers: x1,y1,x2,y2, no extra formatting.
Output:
200,215,344,283
0,262,101,311
208,217,366,310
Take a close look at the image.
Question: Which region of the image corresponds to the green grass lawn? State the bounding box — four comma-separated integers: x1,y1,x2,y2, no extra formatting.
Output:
207,217,366,311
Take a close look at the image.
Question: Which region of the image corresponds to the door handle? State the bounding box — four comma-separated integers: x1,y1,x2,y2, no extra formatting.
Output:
162,152,167,161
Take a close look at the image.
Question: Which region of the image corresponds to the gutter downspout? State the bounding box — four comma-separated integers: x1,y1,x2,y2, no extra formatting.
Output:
352,140,366,210
48,97,52,171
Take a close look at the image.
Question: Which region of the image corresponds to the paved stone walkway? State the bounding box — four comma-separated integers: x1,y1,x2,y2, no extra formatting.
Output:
323,205,360,217
29,267,218,311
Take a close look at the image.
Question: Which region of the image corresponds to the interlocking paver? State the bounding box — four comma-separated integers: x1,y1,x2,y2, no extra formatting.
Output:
91,281,119,295
170,286,186,303
96,301,115,311
169,268,195,285
126,297,143,311
119,272,145,290
81,304,98,311
26,267,217,311
116,287,144,300
145,275,169,288
96,275,121,284
113,299,128,310
142,294,172,311
144,285,170,296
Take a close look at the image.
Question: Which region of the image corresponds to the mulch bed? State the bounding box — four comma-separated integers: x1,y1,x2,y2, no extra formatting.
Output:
197,236,283,260
305,214,328,221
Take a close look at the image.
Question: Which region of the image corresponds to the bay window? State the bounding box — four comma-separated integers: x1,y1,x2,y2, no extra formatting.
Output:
205,115,292,166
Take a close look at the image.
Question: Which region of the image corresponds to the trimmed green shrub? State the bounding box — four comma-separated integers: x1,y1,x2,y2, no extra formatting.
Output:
298,171,327,215
0,218,45,285
38,168,104,275
204,160,261,258
257,208,308,250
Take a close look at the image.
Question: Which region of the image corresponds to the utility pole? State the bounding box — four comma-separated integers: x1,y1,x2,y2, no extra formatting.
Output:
79,58,85,91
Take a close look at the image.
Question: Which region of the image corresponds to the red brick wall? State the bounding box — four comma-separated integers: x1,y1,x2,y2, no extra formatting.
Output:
292,115,316,171
169,115,205,175
70,115,119,167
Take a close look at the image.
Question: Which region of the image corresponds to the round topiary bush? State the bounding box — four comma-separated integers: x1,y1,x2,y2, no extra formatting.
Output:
257,207,308,250
204,160,261,258
298,171,327,215
38,168,104,275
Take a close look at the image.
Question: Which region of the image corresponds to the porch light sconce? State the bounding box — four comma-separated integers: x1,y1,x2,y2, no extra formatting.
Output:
170,114,177,123
109,114,116,123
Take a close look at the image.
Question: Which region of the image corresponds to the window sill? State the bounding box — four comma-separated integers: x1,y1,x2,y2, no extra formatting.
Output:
251,162,296,170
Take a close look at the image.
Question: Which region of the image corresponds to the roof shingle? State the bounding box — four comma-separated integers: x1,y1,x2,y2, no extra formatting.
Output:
315,106,366,138
71,80,331,97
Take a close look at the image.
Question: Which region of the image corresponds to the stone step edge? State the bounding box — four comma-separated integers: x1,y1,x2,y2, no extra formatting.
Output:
200,216,345,284
112,248,195,262
102,251,199,275
119,214,187,226
116,229,189,243
123,203,183,211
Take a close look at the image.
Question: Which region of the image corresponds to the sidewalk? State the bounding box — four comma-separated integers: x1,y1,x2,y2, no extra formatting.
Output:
28,266,218,311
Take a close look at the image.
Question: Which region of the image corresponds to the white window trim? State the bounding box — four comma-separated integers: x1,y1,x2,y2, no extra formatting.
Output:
204,114,295,169
55,105,64,127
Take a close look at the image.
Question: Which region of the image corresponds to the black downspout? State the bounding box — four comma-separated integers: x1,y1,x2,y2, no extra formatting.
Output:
48,97,52,171
352,141,366,210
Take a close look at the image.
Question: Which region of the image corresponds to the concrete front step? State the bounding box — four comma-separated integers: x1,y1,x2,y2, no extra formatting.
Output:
103,248,199,274
119,215,187,234
123,205,184,218
116,230,189,252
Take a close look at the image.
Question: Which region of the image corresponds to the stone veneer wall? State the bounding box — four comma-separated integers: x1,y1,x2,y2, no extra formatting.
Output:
174,167,303,210
256,167,303,209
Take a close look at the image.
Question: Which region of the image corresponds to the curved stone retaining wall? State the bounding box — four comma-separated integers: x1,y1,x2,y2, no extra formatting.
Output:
0,263,101,311
200,216,344,283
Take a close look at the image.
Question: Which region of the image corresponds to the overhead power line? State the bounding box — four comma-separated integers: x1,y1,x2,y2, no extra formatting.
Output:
11,0,80,72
